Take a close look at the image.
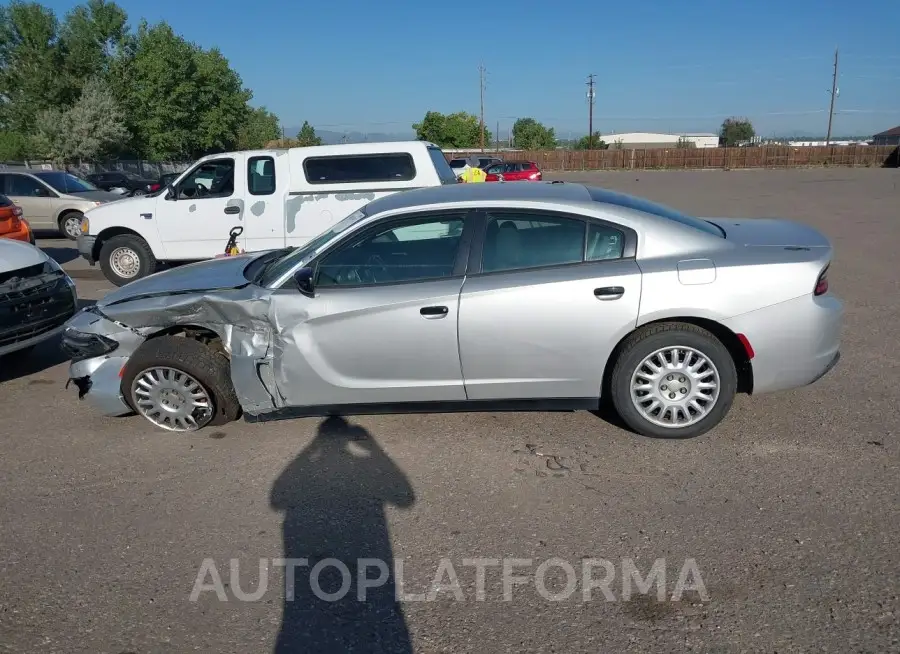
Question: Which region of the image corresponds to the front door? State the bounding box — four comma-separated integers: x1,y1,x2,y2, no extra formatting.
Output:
1,174,53,229
272,211,472,408
458,209,642,400
155,156,244,260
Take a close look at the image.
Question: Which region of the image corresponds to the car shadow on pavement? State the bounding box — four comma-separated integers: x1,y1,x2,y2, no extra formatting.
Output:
40,246,80,265
0,299,95,383
269,416,415,654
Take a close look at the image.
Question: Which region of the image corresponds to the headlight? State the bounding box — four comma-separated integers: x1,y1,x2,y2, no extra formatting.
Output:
61,328,119,361
81,216,89,234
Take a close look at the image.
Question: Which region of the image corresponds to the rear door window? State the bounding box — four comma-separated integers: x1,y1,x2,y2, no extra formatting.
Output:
482,212,587,273
248,156,276,195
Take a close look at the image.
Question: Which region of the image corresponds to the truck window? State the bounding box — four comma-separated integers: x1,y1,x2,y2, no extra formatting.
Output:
177,159,235,200
248,156,276,195
303,153,416,185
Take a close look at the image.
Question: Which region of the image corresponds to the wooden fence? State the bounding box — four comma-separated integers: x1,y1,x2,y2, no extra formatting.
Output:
447,145,899,171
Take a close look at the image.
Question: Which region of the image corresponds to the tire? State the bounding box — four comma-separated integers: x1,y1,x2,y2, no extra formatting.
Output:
132,189,145,196
58,211,83,240
99,234,157,286
121,335,240,432
609,322,737,439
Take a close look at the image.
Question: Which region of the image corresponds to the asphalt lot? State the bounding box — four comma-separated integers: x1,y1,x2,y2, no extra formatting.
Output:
0,168,897,653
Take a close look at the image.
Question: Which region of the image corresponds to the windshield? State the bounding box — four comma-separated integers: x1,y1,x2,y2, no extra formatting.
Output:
33,172,98,193
257,209,369,287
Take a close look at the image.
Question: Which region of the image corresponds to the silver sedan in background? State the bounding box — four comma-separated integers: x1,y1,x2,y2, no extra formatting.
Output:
61,182,842,439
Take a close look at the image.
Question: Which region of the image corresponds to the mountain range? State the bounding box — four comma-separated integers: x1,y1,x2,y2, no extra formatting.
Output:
286,128,416,144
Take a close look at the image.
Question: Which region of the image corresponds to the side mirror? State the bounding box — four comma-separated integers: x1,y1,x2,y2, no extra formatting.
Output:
293,267,315,297
165,184,177,200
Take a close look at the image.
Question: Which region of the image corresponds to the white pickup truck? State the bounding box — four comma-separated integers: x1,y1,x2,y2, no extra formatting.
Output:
77,141,458,285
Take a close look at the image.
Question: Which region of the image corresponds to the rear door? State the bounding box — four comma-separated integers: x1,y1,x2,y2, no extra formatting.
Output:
272,210,474,407
458,209,642,400
242,154,287,252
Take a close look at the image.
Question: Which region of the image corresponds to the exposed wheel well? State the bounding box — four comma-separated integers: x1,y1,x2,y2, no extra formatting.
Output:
94,227,147,259
145,325,228,359
601,317,754,399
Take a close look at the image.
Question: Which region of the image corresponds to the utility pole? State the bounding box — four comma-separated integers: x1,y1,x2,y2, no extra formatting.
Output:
825,48,839,146
496,120,500,152
587,74,596,150
479,63,486,152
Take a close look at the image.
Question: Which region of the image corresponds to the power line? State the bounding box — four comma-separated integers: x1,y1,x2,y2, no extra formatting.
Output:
826,48,839,145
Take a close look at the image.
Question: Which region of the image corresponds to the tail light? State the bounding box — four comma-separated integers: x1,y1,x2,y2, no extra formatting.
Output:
814,265,829,296
529,172,541,180
149,183,161,192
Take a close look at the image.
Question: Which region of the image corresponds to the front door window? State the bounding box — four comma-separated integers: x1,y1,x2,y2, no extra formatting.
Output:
176,160,235,200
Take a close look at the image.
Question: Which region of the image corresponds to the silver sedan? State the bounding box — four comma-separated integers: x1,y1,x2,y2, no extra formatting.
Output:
61,182,842,439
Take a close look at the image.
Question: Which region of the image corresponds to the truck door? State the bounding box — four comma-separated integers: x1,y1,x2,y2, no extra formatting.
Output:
155,154,246,260
242,154,287,253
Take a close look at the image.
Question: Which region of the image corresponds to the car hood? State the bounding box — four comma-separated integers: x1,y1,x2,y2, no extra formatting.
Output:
97,253,260,307
0,239,50,272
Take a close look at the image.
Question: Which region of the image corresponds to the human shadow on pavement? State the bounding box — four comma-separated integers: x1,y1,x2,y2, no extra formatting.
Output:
269,416,416,654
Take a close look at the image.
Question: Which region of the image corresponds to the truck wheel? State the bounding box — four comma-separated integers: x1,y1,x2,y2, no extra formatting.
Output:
121,336,241,432
58,211,83,240
99,234,157,286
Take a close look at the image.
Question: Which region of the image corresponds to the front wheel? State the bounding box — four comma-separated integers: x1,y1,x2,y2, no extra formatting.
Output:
610,322,737,439
121,336,241,432
58,211,83,240
99,234,157,286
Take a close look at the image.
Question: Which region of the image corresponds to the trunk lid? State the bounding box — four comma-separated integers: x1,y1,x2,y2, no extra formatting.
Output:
703,218,831,248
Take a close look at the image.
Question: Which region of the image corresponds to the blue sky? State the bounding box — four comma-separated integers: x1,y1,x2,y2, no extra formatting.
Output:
45,0,900,137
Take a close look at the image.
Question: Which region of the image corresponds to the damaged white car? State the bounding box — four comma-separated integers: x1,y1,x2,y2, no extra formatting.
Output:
62,182,842,439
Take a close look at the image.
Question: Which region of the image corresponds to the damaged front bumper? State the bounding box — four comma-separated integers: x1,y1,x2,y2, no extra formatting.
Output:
67,355,133,416
62,306,145,417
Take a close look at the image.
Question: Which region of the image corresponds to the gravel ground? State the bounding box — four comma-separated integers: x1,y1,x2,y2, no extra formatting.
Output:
0,167,897,653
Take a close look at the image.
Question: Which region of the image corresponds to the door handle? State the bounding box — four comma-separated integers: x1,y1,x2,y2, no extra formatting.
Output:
420,306,449,318
224,206,241,215
594,286,625,300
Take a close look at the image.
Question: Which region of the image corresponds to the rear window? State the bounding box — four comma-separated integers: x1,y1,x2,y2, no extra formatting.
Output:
0,194,11,207
587,187,723,237
303,153,416,185
427,147,459,185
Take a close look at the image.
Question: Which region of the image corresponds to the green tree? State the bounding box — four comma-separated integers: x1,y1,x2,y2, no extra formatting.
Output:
296,121,322,146
191,46,252,156
59,0,128,88
237,106,281,150
0,2,69,135
0,131,28,160
675,136,696,149
31,77,128,163
720,117,754,146
511,118,556,150
413,111,491,149
573,131,607,150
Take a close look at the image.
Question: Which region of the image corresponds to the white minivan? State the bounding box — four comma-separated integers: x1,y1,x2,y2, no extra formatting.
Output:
77,141,458,285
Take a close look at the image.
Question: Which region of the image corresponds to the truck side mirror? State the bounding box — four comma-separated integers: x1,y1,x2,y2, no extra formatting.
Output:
165,184,177,200
293,267,315,297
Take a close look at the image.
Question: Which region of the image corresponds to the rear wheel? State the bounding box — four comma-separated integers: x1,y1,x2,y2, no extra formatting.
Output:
610,322,737,439
121,336,240,432
58,211,83,240
99,234,157,286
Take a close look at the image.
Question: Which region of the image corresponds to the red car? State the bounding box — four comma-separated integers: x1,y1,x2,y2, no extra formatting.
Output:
484,161,542,182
